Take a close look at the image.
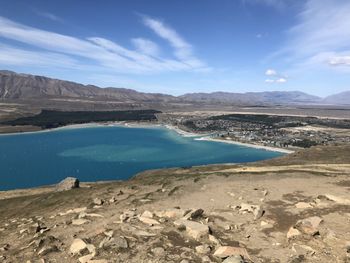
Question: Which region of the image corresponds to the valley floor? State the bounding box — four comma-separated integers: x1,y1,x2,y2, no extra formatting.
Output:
0,145,349,262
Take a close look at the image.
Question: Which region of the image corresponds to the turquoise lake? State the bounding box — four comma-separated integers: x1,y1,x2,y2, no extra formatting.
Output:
0,126,283,190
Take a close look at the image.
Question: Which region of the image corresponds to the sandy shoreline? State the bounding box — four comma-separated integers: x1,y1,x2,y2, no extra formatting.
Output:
0,121,291,153
195,136,295,153
56,122,295,153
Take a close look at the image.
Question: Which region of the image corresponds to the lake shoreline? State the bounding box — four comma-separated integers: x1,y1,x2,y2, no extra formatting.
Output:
0,121,292,153
195,136,295,153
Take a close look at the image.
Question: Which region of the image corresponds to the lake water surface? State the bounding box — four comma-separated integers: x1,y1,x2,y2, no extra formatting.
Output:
0,126,283,190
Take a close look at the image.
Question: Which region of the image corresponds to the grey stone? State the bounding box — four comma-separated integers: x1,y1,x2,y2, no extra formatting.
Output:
56,177,79,191
152,247,165,256
93,198,104,206
174,219,209,240
195,244,211,254
222,255,244,263
37,245,59,256
190,209,204,219
99,236,128,249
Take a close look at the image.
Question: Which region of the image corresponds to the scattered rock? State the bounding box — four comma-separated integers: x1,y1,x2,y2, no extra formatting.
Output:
260,221,274,230
253,205,265,220
139,214,160,226
0,244,9,251
59,207,87,216
214,246,251,260
209,234,221,245
190,208,204,219
292,244,316,256
99,236,128,249
295,216,323,235
174,219,209,240
141,210,154,218
195,244,211,254
37,245,59,256
287,227,301,239
324,194,350,205
31,222,47,233
223,255,244,263
78,244,96,263
72,219,90,226
19,228,28,234
239,203,265,220
109,196,117,203
154,208,185,219
152,247,165,257
79,254,94,263
288,255,305,263
70,238,87,255
346,242,350,254
56,177,79,191
104,230,114,238
295,202,313,209
120,210,137,223
79,212,103,219
93,198,104,206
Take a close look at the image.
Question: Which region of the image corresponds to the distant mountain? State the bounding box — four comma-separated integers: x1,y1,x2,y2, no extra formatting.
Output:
180,91,322,105
323,91,350,105
0,70,176,102
1,70,348,106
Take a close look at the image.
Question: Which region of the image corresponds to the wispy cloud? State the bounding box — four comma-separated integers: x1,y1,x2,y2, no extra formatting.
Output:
242,0,288,10
34,10,64,23
131,38,160,57
329,56,350,66
0,16,209,74
142,16,205,68
270,0,350,71
0,44,78,68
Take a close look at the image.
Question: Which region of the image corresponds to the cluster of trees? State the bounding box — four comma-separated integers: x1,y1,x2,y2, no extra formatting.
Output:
2,110,161,129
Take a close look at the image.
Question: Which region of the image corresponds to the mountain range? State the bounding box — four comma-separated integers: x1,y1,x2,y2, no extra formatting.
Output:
0,70,349,106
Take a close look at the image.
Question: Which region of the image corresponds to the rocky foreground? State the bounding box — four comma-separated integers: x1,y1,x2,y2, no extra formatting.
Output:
0,146,350,263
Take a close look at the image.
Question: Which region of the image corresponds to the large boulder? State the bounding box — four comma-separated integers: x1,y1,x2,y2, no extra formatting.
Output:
56,177,79,191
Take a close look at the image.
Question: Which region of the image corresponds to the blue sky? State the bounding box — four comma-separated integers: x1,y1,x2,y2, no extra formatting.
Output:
0,0,349,96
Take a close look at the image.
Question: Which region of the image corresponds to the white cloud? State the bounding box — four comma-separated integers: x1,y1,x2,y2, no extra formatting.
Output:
36,11,64,23
131,38,160,57
265,69,277,76
0,16,208,74
142,16,205,68
271,0,350,70
0,44,78,68
264,69,287,83
276,77,287,83
265,77,287,83
329,56,350,66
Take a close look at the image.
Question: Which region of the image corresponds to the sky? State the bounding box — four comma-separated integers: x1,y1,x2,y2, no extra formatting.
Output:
0,0,349,97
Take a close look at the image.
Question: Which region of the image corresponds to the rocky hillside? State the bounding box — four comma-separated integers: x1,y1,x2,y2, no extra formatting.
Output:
3,70,350,106
0,70,176,102
323,91,350,105
0,145,349,262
